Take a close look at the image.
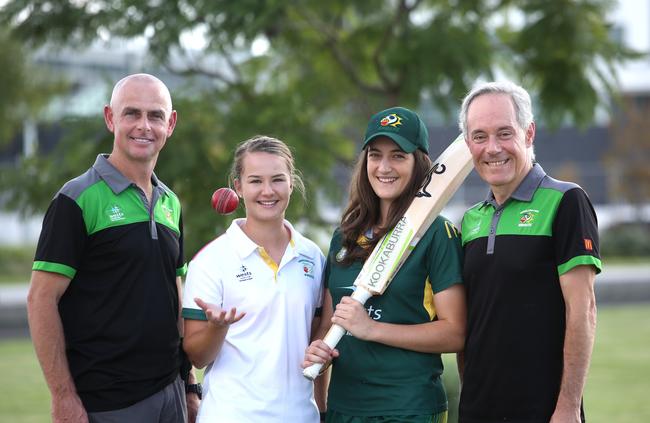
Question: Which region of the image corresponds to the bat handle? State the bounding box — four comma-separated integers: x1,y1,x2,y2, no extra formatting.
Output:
302,324,346,380
302,288,373,381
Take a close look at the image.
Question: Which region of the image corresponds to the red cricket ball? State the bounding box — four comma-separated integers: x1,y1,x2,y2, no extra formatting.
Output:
211,187,239,215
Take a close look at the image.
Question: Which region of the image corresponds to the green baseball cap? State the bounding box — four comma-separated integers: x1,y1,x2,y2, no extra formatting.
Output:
362,106,429,153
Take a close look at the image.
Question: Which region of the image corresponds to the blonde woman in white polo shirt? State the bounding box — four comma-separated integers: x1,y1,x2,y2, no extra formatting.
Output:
182,135,326,423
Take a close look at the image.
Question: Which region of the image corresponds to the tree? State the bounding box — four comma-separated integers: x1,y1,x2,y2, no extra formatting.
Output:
0,0,638,254
0,30,66,143
607,95,650,208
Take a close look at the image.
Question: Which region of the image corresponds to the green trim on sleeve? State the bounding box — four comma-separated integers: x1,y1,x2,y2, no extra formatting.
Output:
557,255,602,276
32,261,77,279
182,308,207,321
177,263,188,277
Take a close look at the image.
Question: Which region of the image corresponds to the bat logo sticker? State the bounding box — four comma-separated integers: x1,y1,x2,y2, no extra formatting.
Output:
415,162,446,198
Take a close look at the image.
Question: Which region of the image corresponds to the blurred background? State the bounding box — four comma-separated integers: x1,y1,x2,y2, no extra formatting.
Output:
0,0,648,422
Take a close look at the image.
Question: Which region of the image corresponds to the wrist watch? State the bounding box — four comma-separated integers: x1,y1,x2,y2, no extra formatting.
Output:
185,383,202,400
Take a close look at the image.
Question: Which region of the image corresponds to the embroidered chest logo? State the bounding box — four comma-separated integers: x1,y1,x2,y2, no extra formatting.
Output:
468,222,481,236
161,204,174,225
235,265,253,282
298,258,316,279
518,209,539,227
107,205,125,222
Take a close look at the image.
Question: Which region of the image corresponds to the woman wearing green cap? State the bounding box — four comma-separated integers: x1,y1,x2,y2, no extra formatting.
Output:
303,107,466,423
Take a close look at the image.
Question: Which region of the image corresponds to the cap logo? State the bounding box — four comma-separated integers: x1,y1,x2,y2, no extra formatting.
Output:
380,113,402,128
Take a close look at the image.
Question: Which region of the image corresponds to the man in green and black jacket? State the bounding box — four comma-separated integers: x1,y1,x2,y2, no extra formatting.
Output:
458,80,601,423
28,73,199,423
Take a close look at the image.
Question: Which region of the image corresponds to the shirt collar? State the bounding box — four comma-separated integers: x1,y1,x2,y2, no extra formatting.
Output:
481,163,546,209
226,218,299,259
92,154,163,195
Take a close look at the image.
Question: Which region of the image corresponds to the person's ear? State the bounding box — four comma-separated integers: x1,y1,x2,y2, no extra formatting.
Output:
234,179,242,197
525,121,536,147
103,105,115,132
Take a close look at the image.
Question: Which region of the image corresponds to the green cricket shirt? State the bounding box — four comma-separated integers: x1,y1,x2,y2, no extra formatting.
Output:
33,154,186,412
459,164,602,423
325,216,463,416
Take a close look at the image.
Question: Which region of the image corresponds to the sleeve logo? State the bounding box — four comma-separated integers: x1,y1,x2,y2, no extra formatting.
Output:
444,220,459,238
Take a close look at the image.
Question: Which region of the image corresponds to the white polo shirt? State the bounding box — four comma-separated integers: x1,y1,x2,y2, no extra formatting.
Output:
182,219,325,423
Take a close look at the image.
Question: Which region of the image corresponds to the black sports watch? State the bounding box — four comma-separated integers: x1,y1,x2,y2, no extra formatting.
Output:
185,383,202,400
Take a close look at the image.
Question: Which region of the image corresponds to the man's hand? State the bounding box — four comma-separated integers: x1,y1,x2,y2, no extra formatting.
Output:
550,407,581,423
51,392,88,423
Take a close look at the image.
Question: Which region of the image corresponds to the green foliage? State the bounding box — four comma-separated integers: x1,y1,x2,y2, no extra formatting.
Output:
601,222,650,257
503,0,639,127
607,97,650,204
0,245,34,283
1,117,112,213
0,30,67,142
0,0,637,125
0,0,640,255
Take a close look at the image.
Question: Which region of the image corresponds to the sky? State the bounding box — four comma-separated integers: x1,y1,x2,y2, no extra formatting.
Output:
613,0,650,91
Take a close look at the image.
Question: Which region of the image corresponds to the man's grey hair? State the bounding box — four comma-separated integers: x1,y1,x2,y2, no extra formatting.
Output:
458,80,534,137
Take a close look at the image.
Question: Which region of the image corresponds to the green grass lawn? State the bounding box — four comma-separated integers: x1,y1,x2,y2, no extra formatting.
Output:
0,340,51,422
583,305,650,423
1,305,648,422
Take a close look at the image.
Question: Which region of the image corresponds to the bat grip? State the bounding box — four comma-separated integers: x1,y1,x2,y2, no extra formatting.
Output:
302,288,373,380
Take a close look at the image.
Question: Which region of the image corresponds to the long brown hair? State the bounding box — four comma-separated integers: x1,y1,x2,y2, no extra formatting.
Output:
339,146,432,265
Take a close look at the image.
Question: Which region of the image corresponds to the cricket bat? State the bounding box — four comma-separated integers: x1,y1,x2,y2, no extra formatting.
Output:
303,134,473,380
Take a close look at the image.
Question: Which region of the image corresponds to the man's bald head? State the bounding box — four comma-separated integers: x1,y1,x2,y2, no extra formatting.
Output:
103,73,177,170
110,73,173,112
